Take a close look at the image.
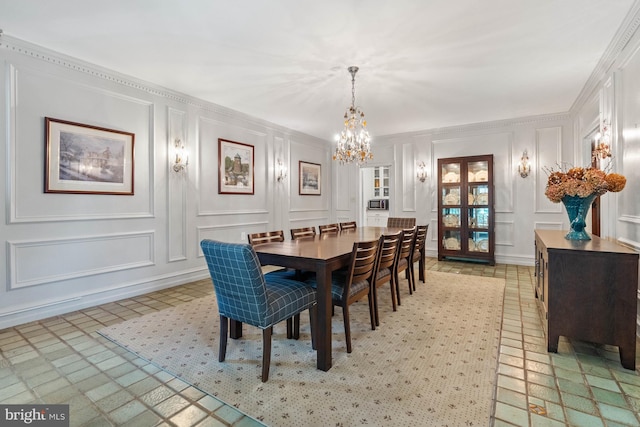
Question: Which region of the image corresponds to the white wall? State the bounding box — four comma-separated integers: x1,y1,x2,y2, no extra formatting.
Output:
569,5,640,334
3,4,640,331
368,115,573,266
0,35,331,329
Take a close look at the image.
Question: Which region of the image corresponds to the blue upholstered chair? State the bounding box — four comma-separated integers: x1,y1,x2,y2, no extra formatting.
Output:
200,239,317,382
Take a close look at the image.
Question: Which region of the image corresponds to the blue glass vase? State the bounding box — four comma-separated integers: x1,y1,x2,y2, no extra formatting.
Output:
562,194,597,240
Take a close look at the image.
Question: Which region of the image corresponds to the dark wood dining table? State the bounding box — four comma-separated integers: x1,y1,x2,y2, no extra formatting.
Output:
250,226,402,371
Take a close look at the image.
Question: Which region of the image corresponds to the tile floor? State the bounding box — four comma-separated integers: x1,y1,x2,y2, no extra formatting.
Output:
0,259,638,426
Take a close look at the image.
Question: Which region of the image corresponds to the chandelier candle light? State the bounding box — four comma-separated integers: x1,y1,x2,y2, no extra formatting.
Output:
333,66,373,165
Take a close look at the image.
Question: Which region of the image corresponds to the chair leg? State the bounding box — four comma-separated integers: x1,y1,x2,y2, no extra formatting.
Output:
395,271,402,306
342,305,352,353
293,314,300,339
309,305,317,350
218,315,228,362
261,326,272,382
286,318,293,339
373,284,380,327
367,293,376,331
407,265,414,295
410,262,416,292
389,276,397,312
419,250,425,283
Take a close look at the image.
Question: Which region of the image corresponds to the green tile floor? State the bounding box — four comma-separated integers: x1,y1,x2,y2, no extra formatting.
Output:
0,259,638,426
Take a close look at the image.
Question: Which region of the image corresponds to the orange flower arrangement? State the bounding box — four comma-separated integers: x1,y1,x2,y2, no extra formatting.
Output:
544,164,626,203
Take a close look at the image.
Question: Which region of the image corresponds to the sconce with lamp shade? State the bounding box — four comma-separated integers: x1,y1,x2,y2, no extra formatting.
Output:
173,138,188,173
518,150,530,178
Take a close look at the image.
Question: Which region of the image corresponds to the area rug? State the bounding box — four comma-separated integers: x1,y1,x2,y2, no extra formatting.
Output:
98,271,505,427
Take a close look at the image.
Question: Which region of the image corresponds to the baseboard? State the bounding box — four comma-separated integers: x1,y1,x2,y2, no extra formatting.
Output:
0,268,210,330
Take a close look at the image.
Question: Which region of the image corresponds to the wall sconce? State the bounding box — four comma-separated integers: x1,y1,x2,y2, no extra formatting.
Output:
172,138,188,173
276,159,287,182
518,150,530,178
592,119,612,161
416,161,427,182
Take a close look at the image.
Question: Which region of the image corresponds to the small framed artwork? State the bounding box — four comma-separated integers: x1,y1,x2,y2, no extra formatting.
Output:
299,161,321,195
218,138,254,195
45,117,135,195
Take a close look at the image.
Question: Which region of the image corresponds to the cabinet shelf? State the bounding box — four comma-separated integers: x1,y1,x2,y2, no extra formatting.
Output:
437,155,494,265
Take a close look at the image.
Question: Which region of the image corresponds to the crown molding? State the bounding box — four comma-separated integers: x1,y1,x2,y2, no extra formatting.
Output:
570,0,640,114
377,111,571,141
0,34,328,145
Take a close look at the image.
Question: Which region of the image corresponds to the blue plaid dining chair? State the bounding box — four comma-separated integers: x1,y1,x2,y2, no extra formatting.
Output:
200,239,317,382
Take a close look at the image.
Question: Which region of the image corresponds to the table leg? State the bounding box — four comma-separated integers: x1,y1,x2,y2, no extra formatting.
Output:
315,266,332,371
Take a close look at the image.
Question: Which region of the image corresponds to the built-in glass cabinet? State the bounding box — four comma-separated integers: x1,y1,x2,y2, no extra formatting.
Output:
373,166,390,197
437,155,495,265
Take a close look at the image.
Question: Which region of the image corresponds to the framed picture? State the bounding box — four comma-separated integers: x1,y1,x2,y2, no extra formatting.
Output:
299,161,321,195
45,117,135,195
218,138,254,195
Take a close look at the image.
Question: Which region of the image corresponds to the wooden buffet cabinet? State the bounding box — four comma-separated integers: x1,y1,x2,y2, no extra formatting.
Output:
534,230,639,370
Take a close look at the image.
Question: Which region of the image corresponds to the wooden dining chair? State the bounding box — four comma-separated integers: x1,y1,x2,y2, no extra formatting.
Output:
318,223,340,234
247,230,285,245
371,230,403,326
290,226,317,240
410,225,429,286
394,226,417,306
339,221,357,231
305,238,380,353
200,239,317,382
387,217,416,228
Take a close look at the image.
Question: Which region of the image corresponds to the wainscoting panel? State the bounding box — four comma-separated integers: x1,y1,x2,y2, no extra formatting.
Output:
168,107,187,262
495,221,514,246
8,232,155,290
196,116,269,216
401,143,417,213
533,222,564,230
534,126,563,214
431,132,514,214
8,62,155,223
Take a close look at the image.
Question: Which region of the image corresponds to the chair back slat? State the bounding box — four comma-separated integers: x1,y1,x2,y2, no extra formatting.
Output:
248,230,285,246
290,227,317,240
398,226,416,260
387,217,416,228
348,239,380,286
339,221,357,231
376,230,403,273
200,240,269,326
412,225,428,260
319,223,340,234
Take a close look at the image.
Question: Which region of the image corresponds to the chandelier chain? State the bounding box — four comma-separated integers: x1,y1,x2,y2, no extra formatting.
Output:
333,66,373,166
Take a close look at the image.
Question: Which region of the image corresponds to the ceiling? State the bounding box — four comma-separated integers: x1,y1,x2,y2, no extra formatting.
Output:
1,1,636,141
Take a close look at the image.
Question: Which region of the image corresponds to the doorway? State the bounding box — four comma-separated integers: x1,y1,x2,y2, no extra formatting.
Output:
359,165,392,226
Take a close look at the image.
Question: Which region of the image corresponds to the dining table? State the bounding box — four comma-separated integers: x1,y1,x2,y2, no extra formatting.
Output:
249,226,403,371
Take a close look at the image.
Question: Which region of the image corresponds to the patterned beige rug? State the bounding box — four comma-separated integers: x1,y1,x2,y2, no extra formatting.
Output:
98,271,505,427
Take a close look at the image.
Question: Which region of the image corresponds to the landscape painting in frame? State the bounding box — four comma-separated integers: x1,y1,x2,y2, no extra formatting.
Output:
45,117,135,195
218,138,254,195
299,161,321,195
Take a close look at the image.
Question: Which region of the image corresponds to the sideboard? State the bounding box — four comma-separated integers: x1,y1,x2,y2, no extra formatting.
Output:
534,229,639,370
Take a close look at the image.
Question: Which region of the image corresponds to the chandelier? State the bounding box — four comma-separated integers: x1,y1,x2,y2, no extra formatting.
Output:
333,66,373,165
